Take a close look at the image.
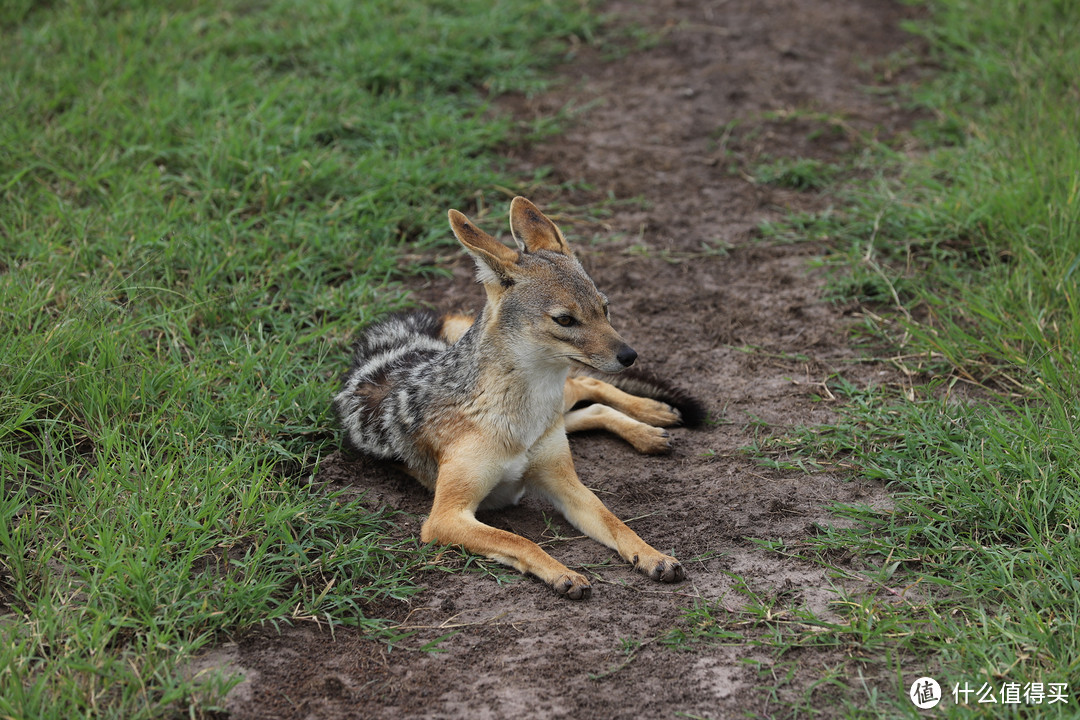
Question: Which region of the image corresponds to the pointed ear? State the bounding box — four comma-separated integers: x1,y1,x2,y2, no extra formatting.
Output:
448,209,519,286
509,197,571,255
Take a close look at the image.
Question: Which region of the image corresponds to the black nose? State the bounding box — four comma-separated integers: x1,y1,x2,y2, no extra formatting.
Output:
616,344,637,368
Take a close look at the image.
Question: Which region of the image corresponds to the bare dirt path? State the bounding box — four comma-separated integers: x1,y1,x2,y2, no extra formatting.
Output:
210,1,924,717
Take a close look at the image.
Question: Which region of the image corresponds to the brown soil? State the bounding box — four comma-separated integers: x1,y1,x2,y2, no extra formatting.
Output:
205,1,928,717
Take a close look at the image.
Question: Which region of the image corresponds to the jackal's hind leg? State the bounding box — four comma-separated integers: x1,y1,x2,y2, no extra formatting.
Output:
563,404,673,454
563,375,681,428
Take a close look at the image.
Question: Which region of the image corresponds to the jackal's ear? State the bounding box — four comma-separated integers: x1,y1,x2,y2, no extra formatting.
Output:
448,209,519,286
509,197,571,255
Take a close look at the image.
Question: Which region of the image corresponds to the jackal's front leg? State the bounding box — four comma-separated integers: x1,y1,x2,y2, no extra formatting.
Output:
526,429,685,583
421,446,593,599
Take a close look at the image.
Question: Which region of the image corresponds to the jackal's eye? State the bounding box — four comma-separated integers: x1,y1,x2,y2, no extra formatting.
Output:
553,314,577,328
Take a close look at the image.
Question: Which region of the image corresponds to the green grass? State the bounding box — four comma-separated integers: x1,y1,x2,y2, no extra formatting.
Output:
747,382,1080,717
7,0,1079,716
737,0,1080,715
0,1,599,717
752,157,838,192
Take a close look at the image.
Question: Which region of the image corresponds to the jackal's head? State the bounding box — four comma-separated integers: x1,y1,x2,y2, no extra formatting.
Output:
448,197,637,374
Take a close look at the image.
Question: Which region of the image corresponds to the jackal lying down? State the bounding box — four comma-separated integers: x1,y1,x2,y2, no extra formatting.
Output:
334,198,703,599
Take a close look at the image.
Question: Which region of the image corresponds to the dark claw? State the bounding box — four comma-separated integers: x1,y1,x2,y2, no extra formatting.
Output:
554,574,592,600
651,559,686,583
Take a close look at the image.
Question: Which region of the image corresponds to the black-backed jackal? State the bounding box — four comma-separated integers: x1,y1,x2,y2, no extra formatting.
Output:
333,198,702,599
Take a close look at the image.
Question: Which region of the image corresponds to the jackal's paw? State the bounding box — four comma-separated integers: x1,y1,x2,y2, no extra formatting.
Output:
552,572,592,600
633,400,682,428
628,425,673,455
632,553,686,583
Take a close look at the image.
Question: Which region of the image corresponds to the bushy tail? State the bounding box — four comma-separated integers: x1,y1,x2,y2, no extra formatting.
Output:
584,369,707,428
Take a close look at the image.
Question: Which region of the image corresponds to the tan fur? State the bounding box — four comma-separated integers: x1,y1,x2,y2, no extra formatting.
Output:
437,322,683,454
562,374,681,453
403,198,684,598
439,313,475,344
